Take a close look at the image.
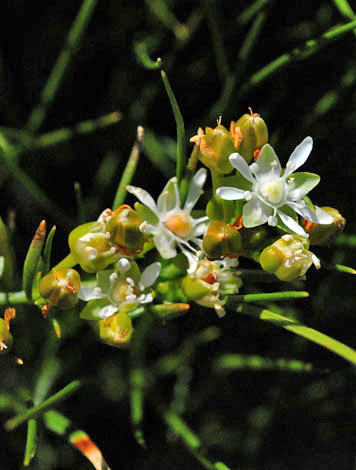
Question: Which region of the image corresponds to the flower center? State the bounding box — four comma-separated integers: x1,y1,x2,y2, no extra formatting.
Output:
165,214,192,238
259,179,284,205
111,280,138,303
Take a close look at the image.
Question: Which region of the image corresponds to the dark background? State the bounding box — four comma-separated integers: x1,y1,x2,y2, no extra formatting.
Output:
0,1,355,469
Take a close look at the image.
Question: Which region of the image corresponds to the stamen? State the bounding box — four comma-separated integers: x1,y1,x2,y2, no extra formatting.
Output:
243,191,253,201
139,221,147,233
282,234,293,241
109,273,118,282
250,162,258,174
271,161,278,168
267,215,278,227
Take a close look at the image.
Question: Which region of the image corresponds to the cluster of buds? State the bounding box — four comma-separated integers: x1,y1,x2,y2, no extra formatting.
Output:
68,205,146,273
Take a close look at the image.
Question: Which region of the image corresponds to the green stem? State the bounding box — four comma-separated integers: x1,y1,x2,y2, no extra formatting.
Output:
238,0,270,24
26,0,99,133
227,291,309,304
23,419,38,467
74,182,86,225
53,252,78,271
4,380,81,431
33,112,121,149
179,143,200,205
112,126,144,210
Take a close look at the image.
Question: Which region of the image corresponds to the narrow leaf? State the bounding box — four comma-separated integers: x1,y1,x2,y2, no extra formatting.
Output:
42,225,56,275
0,217,15,290
150,303,190,321
234,304,356,367
227,291,309,304
160,70,186,186
22,220,46,301
134,41,162,70
5,379,81,430
214,353,315,373
23,419,38,467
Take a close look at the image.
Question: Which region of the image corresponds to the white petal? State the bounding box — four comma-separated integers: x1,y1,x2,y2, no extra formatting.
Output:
216,186,246,200
157,177,179,214
180,246,199,274
255,144,281,177
229,153,255,183
139,292,154,304
153,230,177,259
287,136,313,173
140,262,161,289
126,185,160,216
242,196,271,228
184,168,207,212
290,203,334,225
98,305,118,319
78,285,103,301
277,210,307,236
192,217,209,237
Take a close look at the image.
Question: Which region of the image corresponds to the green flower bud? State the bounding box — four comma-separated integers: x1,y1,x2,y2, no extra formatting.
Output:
95,311,134,349
302,207,346,246
194,124,236,174
68,221,119,273
202,221,242,260
39,268,81,313
260,234,320,282
0,308,15,354
232,109,268,163
181,258,242,316
240,225,268,252
105,205,145,253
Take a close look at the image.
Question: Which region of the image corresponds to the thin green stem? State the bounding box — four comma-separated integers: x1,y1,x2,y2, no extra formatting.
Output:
74,182,86,225
134,42,163,70
4,380,81,431
179,143,200,205
214,353,315,373
26,0,98,133
160,70,186,186
238,19,356,96
227,291,309,305
238,0,270,24
145,0,187,40
112,126,144,210
33,111,121,149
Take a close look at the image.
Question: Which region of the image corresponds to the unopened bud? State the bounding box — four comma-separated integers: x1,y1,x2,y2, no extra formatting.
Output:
95,311,134,349
0,308,15,354
202,221,242,259
260,234,318,281
303,207,346,246
39,268,81,311
106,205,145,252
69,222,119,273
232,109,268,163
194,125,236,174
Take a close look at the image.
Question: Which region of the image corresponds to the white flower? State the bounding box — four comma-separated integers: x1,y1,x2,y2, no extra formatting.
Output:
216,137,333,236
126,169,209,273
78,258,161,320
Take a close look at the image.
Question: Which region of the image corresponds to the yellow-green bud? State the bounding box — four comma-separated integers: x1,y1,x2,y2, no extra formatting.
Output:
39,268,81,311
0,308,15,354
0,318,12,354
233,110,268,163
106,205,145,252
68,222,119,273
181,276,214,302
202,221,242,260
260,234,319,282
196,125,236,174
95,312,134,349
302,207,346,246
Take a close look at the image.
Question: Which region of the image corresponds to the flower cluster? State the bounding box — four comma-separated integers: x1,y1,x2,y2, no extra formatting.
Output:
35,109,345,349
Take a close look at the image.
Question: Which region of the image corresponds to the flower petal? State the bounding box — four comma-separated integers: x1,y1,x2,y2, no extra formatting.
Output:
180,246,199,274
98,304,118,319
290,203,334,224
126,185,160,216
153,230,177,259
157,177,179,214
78,285,102,301
277,209,307,236
255,144,281,177
216,186,246,200
184,168,207,212
229,153,255,183
242,196,271,228
287,136,313,173
140,262,161,289
287,172,320,200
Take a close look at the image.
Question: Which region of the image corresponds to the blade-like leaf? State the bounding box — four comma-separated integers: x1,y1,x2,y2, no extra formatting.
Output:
22,220,46,301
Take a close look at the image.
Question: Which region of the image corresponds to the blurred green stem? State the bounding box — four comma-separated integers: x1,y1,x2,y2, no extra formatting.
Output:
26,0,98,133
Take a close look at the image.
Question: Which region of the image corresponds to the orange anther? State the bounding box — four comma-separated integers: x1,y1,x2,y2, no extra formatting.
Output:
303,220,316,232
253,148,261,160
112,204,132,216
248,107,260,118
65,282,76,293
41,304,50,318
